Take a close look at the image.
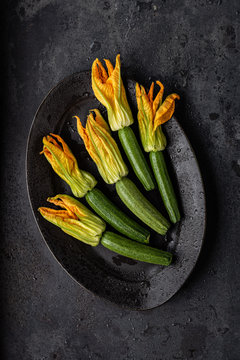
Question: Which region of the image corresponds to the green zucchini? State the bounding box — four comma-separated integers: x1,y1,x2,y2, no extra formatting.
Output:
101,232,172,266
150,151,180,224
115,177,170,235
86,188,150,243
118,126,155,191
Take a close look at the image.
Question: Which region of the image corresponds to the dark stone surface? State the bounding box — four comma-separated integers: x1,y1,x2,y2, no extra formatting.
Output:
1,0,240,358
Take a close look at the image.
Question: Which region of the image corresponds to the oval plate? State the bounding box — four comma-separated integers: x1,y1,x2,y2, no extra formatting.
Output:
26,72,206,310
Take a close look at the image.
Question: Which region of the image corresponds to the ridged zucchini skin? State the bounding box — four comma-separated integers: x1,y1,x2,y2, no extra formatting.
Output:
150,151,180,224
115,177,170,235
101,232,172,266
86,188,150,243
118,126,155,191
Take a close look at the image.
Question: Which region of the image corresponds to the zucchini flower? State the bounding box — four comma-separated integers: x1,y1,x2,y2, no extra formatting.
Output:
136,81,181,224
92,54,134,131
41,134,97,197
75,109,128,184
39,194,106,246
136,81,180,152
75,110,170,235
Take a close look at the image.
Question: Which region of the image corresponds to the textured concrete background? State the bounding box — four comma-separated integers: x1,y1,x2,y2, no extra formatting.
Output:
1,0,240,359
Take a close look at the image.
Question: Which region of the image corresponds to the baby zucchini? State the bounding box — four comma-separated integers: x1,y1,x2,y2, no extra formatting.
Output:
115,177,170,235
86,188,150,244
101,232,172,266
118,126,155,191
150,151,180,224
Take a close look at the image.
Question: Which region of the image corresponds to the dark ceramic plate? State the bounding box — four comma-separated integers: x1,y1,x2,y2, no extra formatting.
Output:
26,72,206,310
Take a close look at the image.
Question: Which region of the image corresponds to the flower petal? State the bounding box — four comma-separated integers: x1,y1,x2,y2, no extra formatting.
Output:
104,58,114,77
76,114,103,169
39,207,71,220
153,93,180,131
95,58,108,82
109,54,121,100
92,109,111,133
141,88,153,122
152,81,164,117
135,83,156,152
135,83,142,109
75,116,90,147
148,82,154,104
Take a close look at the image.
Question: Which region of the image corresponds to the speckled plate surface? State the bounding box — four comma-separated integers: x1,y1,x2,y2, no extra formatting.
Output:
26,72,206,310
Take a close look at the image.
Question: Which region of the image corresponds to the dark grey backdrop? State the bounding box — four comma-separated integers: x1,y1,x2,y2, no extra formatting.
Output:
1,1,240,359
